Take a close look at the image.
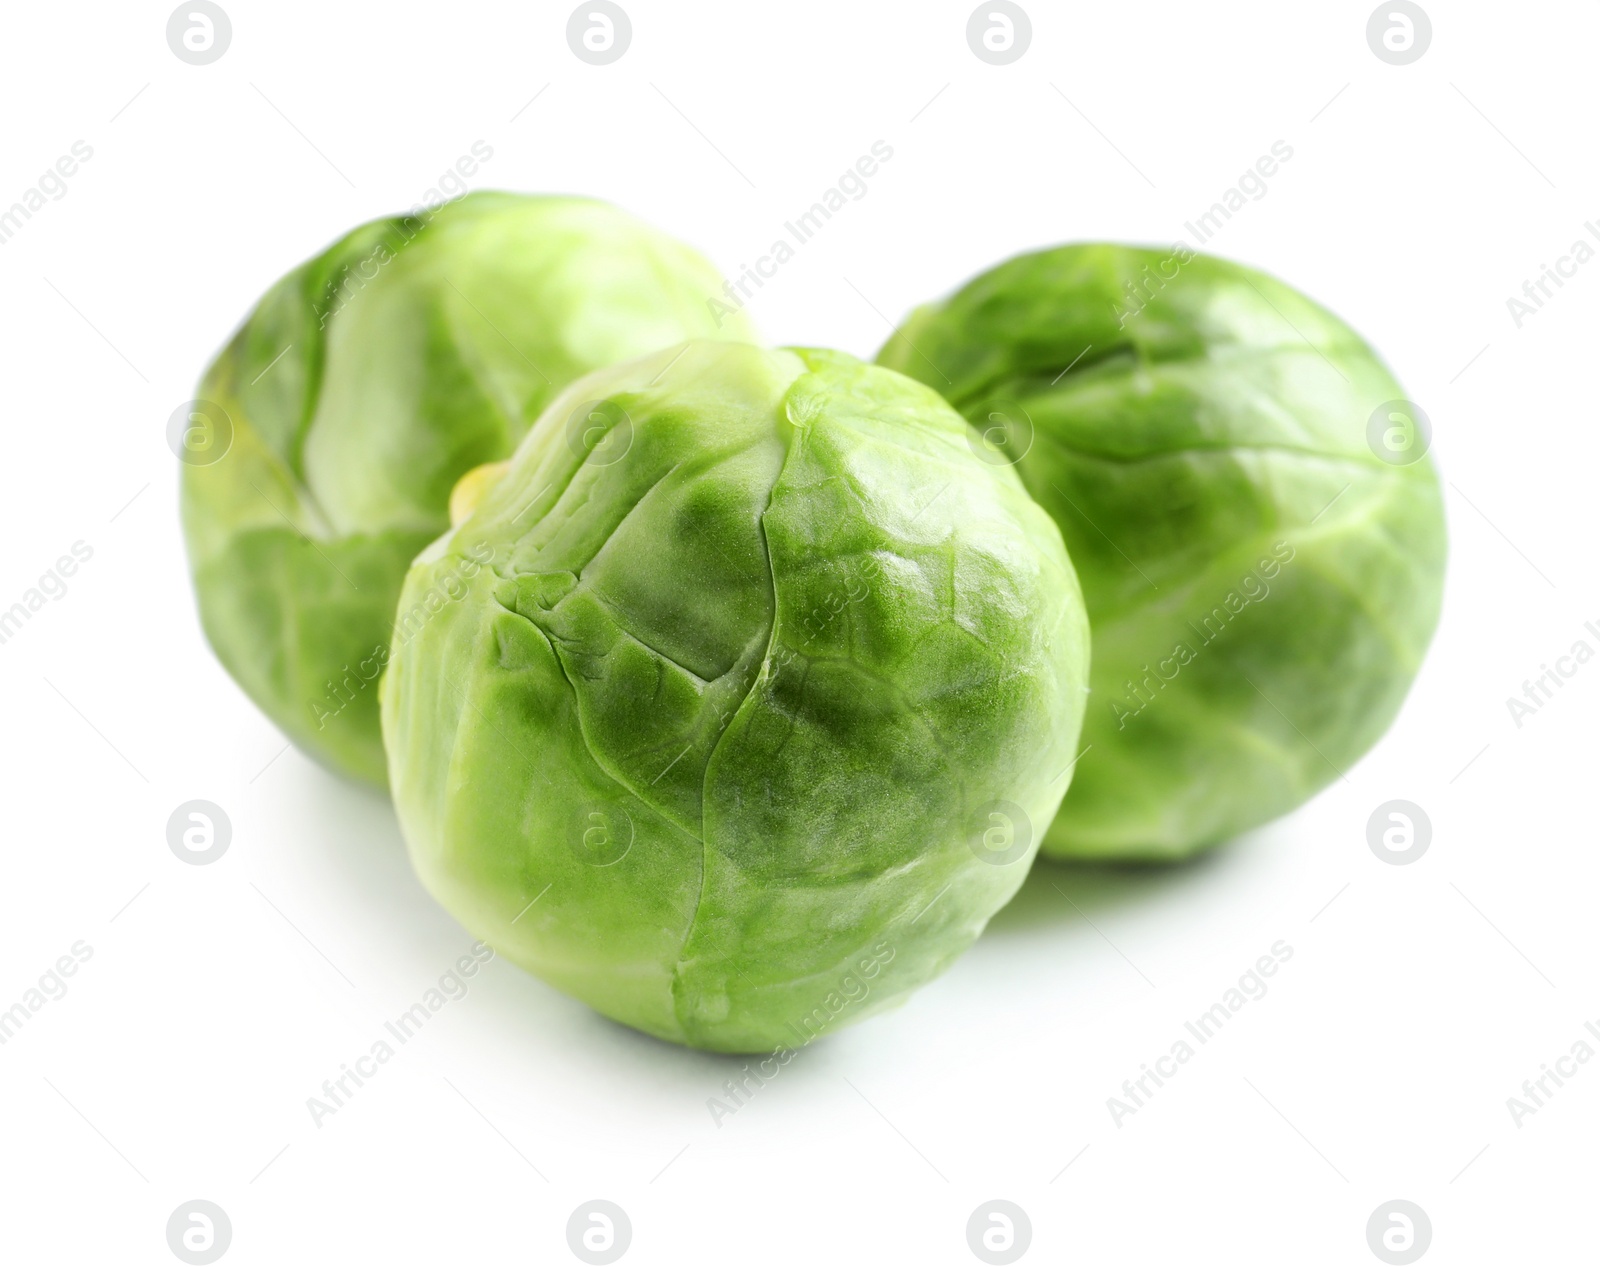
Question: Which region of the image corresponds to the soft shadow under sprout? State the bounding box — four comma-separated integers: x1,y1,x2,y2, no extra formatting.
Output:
985,843,1234,938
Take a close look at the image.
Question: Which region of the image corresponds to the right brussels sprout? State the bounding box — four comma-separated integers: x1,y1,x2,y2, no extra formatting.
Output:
878,243,1447,860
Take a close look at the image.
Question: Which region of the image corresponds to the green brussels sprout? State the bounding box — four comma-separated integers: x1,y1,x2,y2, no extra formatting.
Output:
381,340,1089,1052
878,244,1446,860
181,193,755,784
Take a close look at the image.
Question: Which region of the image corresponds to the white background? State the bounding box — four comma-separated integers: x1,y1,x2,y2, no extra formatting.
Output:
1,1,1595,1263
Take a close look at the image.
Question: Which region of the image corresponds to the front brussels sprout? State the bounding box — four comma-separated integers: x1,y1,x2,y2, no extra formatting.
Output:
878,245,1446,860
181,193,755,784
381,341,1089,1052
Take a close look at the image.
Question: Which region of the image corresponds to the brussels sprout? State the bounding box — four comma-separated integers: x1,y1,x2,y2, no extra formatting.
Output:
878,244,1446,860
181,193,755,784
381,341,1089,1051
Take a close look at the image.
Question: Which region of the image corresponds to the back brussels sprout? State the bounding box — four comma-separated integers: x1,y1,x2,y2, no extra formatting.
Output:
180,193,755,784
